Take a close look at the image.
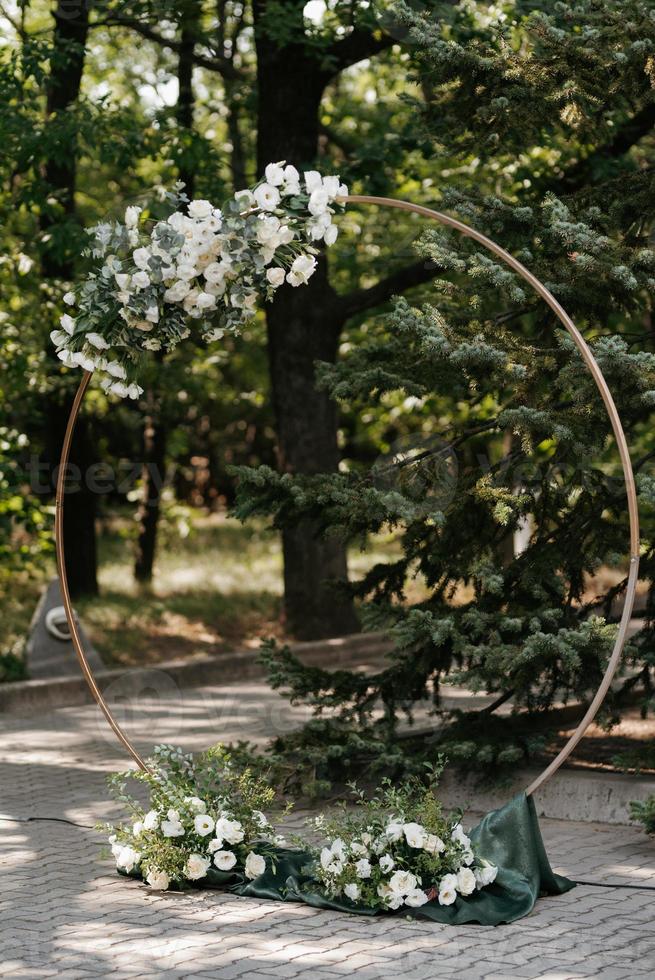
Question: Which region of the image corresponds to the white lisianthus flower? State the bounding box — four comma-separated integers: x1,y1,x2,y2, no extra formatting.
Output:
438,873,459,906
72,351,97,373
63,291,76,305
185,853,211,881
124,205,141,228
86,332,110,350
377,882,403,910
143,810,159,831
253,182,281,211
176,263,197,281
244,852,266,880
60,313,75,335
196,292,217,310
57,349,77,367
203,262,224,284
132,820,143,837
127,384,143,400
456,867,477,896
286,254,317,287
213,850,237,871
324,223,338,246
132,247,151,270
389,870,418,896
214,817,244,845
265,161,286,186
146,868,170,890
114,273,131,290
164,281,191,302
355,858,372,879
132,270,150,289
344,883,361,901
451,823,471,849
304,170,323,193
475,860,498,888
405,888,430,908
50,330,68,348
109,381,130,398
106,361,127,379
423,834,445,855
403,823,427,849
161,816,184,838
194,814,215,837
207,838,223,853
115,845,141,872
379,854,395,873
308,187,330,216
234,189,254,208
385,820,403,843
322,176,341,198
188,199,213,219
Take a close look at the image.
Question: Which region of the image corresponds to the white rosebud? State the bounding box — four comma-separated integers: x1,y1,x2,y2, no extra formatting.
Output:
475,860,498,888
132,820,143,836
106,361,127,379
185,853,211,881
184,796,207,813
50,330,68,348
451,823,471,849
244,852,266,880
265,161,286,186
143,810,159,831
86,332,110,350
266,267,285,288
213,850,237,871
456,867,477,896
344,883,360,901
60,313,75,335
63,291,76,305
146,868,170,890
126,384,143,400
438,873,459,906
324,223,338,246
286,254,317,287
57,349,77,368
124,206,141,228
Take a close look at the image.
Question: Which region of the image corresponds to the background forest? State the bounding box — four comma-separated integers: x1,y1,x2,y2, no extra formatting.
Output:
1,0,655,791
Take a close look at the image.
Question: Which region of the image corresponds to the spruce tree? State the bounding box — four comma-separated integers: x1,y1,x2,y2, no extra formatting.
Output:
232,0,655,791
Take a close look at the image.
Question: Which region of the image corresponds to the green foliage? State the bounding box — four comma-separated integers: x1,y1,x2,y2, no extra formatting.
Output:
629,796,655,836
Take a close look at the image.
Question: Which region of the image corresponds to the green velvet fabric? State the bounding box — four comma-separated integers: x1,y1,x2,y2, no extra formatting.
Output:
122,793,575,925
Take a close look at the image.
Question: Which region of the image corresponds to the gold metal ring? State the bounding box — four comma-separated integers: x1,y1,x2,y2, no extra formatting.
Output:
55,195,640,791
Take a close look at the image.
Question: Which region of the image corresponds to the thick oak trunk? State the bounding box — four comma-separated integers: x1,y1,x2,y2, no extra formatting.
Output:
254,3,358,638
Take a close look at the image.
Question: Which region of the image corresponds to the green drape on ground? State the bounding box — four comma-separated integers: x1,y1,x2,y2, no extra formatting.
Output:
123,793,575,925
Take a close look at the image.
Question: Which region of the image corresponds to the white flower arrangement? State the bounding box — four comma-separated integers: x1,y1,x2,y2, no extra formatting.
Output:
310,768,497,912
52,164,347,399
105,744,282,891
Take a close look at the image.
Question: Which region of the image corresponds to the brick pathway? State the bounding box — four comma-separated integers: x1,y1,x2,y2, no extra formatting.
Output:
1,676,654,979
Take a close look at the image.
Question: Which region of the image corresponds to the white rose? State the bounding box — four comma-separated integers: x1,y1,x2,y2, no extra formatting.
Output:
377,882,403,910
146,868,169,890
385,820,403,843
60,313,75,335
196,291,217,310
86,332,110,350
132,270,150,289
355,858,372,879
457,867,477,896
379,854,395,873
132,247,150,270
115,845,141,872
161,818,184,838
475,860,498,888
388,870,418,896
404,887,429,908
244,851,266,880
194,814,215,837
185,853,211,881
188,199,213,219
286,254,317,287
266,267,285,288
207,838,223,853
164,281,191,302
63,291,76,305
265,161,286,186
124,205,141,228
344,883,360,901
203,262,224,284
214,817,244,845
213,850,237,871
253,182,280,211
176,263,197,281
143,810,159,831
438,873,458,906
423,834,445,855
403,822,427,849
308,187,330,216
304,170,323,193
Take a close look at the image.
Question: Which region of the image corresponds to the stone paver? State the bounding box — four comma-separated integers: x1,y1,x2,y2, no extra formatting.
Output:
1,676,654,979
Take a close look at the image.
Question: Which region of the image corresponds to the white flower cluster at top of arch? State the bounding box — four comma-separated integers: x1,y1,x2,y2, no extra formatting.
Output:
50,163,348,399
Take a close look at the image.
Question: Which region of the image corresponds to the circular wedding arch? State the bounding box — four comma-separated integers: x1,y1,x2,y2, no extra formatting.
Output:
55,194,641,797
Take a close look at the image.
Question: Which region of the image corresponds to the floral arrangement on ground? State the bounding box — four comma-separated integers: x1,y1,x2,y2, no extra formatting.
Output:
106,744,497,913
50,164,347,399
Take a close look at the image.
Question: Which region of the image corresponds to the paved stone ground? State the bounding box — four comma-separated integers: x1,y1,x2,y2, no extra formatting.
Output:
1,675,654,979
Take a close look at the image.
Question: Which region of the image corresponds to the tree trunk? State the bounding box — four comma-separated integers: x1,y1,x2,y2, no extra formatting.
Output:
254,1,358,638
41,1,97,598
135,404,168,583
